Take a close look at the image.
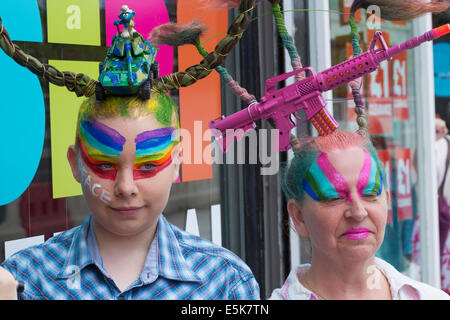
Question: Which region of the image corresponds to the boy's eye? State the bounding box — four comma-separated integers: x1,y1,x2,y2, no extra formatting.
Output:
137,163,157,171
95,163,116,170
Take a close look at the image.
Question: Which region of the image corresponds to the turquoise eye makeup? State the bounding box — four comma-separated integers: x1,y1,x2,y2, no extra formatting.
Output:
302,150,383,203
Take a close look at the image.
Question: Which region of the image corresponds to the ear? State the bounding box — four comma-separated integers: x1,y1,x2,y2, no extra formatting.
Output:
287,199,310,237
67,145,81,183
171,143,182,182
385,189,391,206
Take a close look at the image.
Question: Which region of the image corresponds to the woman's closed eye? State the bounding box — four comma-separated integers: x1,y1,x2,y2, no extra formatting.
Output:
361,193,379,201
322,196,345,204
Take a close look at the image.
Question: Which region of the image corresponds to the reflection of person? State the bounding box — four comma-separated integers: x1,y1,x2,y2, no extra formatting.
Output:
270,131,449,299
0,94,259,300
434,118,450,294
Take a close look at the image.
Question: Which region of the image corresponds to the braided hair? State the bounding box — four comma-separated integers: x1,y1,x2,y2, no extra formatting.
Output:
0,0,257,98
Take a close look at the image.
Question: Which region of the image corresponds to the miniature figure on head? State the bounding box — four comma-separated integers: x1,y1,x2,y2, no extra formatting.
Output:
114,5,136,38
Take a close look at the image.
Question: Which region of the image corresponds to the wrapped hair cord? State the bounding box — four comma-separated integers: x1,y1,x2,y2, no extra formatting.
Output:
153,0,257,93
347,15,368,133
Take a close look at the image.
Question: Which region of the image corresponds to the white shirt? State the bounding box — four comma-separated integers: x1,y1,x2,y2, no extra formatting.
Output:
269,258,449,300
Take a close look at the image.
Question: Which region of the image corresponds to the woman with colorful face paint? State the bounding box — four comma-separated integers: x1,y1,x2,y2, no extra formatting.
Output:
0,93,260,300
270,131,449,300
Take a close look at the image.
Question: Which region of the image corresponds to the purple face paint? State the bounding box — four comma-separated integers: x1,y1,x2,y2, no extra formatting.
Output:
134,127,175,143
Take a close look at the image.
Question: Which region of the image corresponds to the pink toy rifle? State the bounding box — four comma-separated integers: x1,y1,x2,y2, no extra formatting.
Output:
209,24,450,152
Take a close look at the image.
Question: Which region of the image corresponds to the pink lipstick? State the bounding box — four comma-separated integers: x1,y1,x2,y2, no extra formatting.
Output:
344,227,370,240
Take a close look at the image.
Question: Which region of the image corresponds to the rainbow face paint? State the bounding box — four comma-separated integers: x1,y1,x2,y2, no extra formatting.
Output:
80,120,126,157
133,127,176,180
79,120,177,181
302,150,383,203
78,119,126,180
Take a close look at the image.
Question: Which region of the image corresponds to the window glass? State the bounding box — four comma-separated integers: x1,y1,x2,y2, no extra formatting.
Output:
0,0,224,261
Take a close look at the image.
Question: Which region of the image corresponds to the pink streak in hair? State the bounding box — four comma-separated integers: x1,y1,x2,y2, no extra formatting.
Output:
315,131,364,153
291,57,306,82
357,150,372,195
226,79,257,105
316,152,350,202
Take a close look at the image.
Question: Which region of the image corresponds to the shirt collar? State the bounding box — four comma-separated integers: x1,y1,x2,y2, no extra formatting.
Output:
374,258,422,300
277,264,318,300
57,214,201,283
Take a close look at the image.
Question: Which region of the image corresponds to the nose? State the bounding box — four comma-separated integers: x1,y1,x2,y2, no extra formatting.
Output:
114,168,138,198
344,192,368,221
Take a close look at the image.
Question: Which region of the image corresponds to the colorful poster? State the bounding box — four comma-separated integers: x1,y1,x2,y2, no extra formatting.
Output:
434,42,450,97
377,150,393,223
392,51,409,120
47,0,100,46
0,54,45,205
2,0,43,42
104,0,173,77
395,148,413,221
177,0,228,182
367,30,393,135
0,1,45,205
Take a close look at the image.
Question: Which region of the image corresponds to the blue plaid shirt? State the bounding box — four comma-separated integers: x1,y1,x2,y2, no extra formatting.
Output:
2,214,260,300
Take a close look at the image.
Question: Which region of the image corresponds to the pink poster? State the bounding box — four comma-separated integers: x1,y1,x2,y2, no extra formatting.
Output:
105,0,173,77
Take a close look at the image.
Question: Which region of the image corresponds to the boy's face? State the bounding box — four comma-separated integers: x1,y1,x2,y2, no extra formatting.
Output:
68,116,180,237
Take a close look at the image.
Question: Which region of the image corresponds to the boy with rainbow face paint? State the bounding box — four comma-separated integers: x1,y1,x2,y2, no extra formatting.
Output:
0,93,259,300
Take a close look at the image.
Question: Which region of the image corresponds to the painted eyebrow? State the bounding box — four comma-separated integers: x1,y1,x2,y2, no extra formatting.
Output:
80,120,126,152
134,127,175,145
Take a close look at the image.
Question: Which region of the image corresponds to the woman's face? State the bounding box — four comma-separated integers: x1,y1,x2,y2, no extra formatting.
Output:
68,116,180,237
289,146,389,262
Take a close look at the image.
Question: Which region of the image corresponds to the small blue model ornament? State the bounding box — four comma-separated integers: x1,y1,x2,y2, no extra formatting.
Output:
113,5,136,38
96,5,159,101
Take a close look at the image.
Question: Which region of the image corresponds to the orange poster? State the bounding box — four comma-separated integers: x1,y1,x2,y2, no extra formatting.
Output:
177,1,228,182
